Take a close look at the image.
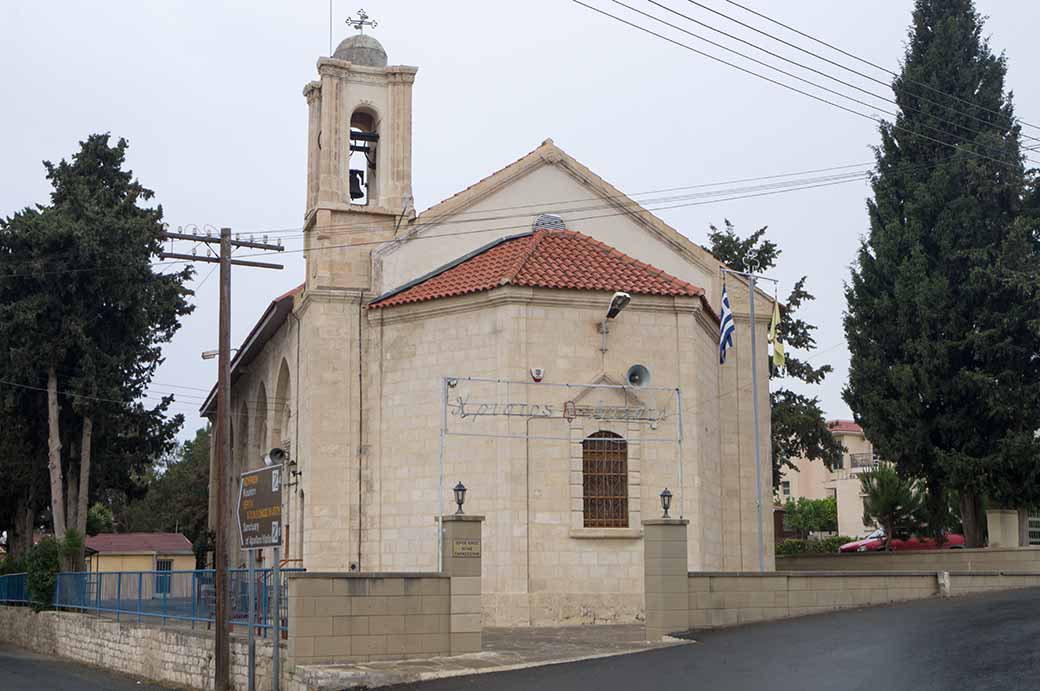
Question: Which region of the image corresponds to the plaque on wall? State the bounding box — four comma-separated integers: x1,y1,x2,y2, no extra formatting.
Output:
452,538,481,558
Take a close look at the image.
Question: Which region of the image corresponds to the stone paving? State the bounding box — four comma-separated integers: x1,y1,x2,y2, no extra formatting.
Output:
295,624,688,689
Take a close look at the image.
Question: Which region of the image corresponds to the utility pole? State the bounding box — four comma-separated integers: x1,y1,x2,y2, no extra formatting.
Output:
161,226,283,691
720,268,777,574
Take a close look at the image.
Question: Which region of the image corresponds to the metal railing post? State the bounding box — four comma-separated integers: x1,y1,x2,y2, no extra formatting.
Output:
116,573,122,622
96,572,102,616
137,572,143,624
261,569,269,639
54,573,60,609
191,571,197,631
162,575,168,625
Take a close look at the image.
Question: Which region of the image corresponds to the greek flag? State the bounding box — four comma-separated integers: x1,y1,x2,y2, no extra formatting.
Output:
719,284,735,364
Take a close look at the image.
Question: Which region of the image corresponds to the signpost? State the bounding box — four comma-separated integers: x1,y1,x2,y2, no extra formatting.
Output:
237,464,283,691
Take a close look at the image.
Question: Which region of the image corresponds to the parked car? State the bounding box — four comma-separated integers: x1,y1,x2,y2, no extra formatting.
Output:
839,529,965,552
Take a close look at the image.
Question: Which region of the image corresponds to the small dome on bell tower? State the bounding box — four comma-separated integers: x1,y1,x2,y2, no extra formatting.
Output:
333,34,387,66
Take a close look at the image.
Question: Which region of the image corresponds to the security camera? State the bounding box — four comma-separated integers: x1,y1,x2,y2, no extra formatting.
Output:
606,291,631,320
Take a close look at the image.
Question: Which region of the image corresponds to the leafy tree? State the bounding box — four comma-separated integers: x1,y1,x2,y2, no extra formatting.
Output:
843,0,1040,546
85,502,114,536
708,220,844,486
128,427,211,545
782,496,838,539
0,134,193,564
860,464,923,551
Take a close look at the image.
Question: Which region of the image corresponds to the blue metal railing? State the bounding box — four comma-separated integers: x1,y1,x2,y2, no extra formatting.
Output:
0,573,28,604
50,568,303,637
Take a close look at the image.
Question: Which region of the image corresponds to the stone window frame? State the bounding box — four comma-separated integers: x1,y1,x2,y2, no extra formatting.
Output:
581,431,629,528
568,419,642,539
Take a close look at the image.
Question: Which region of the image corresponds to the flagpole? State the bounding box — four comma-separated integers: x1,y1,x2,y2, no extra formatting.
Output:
720,268,777,574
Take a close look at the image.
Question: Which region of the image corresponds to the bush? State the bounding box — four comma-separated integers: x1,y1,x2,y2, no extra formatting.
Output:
776,535,854,556
26,536,62,611
0,554,26,575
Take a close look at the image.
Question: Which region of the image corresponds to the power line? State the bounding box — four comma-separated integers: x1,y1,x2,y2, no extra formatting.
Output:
572,1,1028,172
236,173,873,261
0,168,875,281
634,0,1040,149
246,168,874,244
682,0,1039,136
718,0,1040,132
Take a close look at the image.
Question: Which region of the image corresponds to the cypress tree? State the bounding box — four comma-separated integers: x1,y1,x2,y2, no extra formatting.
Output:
844,1,1040,545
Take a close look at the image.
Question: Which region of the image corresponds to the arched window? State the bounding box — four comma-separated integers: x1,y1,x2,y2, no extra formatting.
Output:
582,431,628,528
348,108,379,205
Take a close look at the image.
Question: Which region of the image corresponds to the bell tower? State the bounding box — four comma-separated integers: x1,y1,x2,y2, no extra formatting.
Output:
303,16,416,291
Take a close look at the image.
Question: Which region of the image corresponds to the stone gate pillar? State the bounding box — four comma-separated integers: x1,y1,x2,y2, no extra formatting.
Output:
439,514,485,654
643,518,689,641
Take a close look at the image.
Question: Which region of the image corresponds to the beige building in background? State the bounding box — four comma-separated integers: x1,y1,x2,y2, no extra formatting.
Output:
780,420,876,538
204,31,775,626
84,533,195,574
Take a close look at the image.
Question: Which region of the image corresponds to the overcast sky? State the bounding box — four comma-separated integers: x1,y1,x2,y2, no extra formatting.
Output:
3,1,1038,441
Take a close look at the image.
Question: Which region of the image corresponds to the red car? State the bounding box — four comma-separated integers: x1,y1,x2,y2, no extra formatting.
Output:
840,529,965,552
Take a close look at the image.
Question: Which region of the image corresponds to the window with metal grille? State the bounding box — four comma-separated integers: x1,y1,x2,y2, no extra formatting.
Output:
582,431,628,528
155,559,173,595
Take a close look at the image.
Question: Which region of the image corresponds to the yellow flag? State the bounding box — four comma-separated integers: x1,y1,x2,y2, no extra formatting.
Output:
769,300,785,371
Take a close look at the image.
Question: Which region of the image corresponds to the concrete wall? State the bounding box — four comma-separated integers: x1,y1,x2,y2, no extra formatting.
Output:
687,572,940,629
776,548,1040,573
287,574,452,664
643,517,1040,639
0,605,291,691
287,515,484,665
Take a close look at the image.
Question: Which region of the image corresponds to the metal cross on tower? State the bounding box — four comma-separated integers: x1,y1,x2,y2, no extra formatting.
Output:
347,8,377,34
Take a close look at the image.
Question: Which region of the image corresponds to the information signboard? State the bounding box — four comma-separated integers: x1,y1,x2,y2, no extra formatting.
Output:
237,465,282,549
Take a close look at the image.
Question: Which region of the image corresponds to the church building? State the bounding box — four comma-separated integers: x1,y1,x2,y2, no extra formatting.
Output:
204,29,774,626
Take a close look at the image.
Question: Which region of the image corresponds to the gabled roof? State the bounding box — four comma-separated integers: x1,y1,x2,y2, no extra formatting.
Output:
370,228,714,315
86,532,193,555
827,420,863,435
200,283,303,416
389,139,722,280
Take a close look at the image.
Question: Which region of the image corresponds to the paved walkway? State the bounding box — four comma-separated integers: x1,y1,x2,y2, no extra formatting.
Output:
298,623,686,689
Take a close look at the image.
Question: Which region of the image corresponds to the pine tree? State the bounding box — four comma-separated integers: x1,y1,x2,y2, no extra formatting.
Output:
708,220,844,486
0,134,193,561
844,1,1040,546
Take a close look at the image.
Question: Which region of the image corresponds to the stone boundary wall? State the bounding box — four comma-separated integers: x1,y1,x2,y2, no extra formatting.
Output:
776,547,1040,573
683,571,1040,632
288,515,485,665
0,605,290,690
950,572,1040,595
287,573,454,664
688,572,938,629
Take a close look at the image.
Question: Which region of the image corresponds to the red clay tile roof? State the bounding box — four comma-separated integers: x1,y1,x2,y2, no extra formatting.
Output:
370,230,711,312
85,532,193,554
827,420,863,435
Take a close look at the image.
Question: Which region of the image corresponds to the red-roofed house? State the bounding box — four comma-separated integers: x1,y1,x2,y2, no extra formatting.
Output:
85,532,194,574
203,37,776,627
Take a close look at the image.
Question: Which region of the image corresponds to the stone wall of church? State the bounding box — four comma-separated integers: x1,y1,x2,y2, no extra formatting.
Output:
367,286,727,626
212,309,301,570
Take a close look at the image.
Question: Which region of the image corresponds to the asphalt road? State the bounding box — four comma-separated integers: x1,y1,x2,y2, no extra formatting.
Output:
0,642,173,690
392,588,1040,691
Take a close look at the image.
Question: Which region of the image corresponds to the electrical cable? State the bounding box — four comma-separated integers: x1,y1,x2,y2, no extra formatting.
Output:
719,0,1040,132
571,1,1029,173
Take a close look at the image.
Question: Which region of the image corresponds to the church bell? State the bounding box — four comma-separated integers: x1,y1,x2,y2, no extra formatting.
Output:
349,169,365,200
